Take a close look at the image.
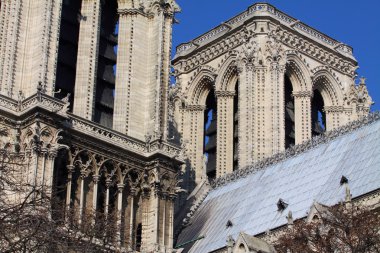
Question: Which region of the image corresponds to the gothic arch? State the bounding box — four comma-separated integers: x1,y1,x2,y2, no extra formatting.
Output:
215,53,239,92
285,53,312,93
312,70,343,106
188,67,217,105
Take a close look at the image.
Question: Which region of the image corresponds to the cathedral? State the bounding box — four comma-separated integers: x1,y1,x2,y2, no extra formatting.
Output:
0,1,378,253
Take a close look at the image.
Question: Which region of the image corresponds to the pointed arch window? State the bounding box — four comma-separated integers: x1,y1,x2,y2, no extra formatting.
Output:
312,90,326,136
204,90,217,180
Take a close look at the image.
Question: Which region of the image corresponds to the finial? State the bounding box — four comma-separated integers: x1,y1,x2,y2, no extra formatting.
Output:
345,183,352,203
226,235,235,249
360,76,366,85
287,210,294,226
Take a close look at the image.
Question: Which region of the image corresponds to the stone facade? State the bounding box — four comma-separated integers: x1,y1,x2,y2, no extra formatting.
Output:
171,3,372,185
0,0,183,252
0,1,376,252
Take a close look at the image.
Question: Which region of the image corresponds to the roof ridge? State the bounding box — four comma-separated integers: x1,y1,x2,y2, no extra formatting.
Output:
211,112,380,189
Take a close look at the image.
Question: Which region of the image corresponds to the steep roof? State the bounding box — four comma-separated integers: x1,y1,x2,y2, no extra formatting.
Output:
176,113,380,253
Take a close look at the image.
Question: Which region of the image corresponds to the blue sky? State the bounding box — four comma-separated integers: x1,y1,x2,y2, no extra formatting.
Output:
172,0,380,111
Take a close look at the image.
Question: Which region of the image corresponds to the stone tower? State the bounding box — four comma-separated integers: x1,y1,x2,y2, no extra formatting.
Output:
0,0,182,252
171,3,373,185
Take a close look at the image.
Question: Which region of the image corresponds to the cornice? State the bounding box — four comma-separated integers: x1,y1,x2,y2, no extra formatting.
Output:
174,3,354,61
0,92,184,165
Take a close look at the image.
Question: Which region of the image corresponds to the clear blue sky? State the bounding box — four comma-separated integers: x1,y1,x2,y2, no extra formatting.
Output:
172,0,380,111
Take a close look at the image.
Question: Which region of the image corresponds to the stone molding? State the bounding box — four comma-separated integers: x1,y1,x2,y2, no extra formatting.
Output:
175,3,353,60
215,90,236,97
0,92,183,161
293,91,313,98
173,6,356,77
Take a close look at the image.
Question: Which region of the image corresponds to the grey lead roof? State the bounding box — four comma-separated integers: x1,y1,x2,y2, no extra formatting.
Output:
177,116,380,253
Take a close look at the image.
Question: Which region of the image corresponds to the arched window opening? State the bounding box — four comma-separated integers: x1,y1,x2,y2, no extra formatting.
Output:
204,90,217,180
237,244,247,253
52,149,69,222
312,90,326,136
284,75,295,148
233,81,239,170
55,0,83,110
136,223,142,251
94,0,118,128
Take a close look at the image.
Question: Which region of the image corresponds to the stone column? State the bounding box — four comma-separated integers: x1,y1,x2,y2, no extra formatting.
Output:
104,177,112,218
65,165,74,212
92,175,100,214
78,172,87,224
185,105,206,183
73,0,101,120
117,183,125,245
216,91,235,176
293,91,312,144
325,106,343,131
237,64,251,168
113,4,138,135
269,63,286,154
238,64,269,167
161,194,167,247
113,2,179,141
167,195,175,250
128,188,136,246
140,191,150,252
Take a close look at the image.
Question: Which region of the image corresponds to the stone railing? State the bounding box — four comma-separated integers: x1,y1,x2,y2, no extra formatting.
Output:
175,3,352,57
211,112,380,189
70,114,181,158
0,93,182,159
0,93,67,115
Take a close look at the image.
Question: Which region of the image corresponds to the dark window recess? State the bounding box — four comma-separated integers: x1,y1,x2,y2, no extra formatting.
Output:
55,0,82,111
312,90,326,136
233,81,239,170
204,90,217,180
136,223,142,251
94,0,118,128
285,75,295,148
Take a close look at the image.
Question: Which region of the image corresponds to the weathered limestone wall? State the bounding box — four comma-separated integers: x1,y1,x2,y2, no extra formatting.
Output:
172,5,372,184
0,0,62,98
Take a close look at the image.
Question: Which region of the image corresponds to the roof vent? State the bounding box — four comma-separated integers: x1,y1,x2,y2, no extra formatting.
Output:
226,220,233,228
277,198,288,211
340,175,348,185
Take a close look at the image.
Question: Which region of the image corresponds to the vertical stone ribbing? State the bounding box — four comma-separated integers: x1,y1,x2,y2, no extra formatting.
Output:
185,106,206,183
216,92,235,176
237,64,253,168
270,63,286,153
0,0,63,98
113,8,135,134
0,0,21,98
45,0,63,95
294,92,312,144
255,67,266,161
0,0,9,93
114,2,177,141
73,0,101,120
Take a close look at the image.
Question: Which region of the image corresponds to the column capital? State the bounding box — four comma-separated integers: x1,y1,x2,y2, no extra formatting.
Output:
117,183,125,193
292,90,313,99
186,104,206,112
215,90,236,98
92,175,100,183
324,105,344,113
118,8,147,17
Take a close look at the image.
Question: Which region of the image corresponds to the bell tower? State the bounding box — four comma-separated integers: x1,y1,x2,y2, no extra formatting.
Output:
113,0,180,141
